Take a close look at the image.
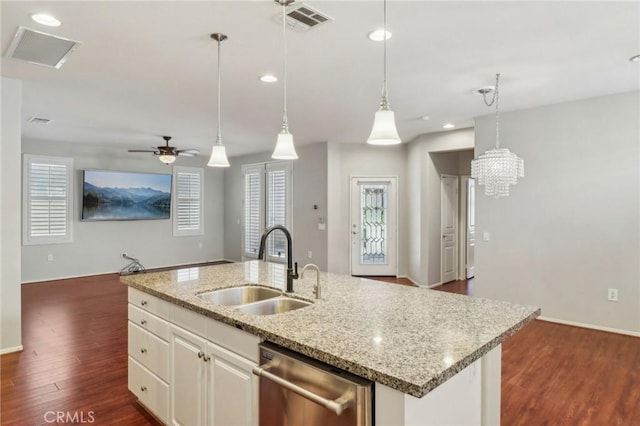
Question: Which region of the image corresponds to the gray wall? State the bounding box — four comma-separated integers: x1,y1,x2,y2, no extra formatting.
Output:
1,78,22,352
407,129,475,286
474,91,640,334
326,142,408,275
21,140,225,282
223,142,328,270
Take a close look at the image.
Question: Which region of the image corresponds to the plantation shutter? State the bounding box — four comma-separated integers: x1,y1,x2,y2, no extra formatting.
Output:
242,166,264,258
266,166,287,258
173,167,204,236
23,155,73,245
241,162,291,261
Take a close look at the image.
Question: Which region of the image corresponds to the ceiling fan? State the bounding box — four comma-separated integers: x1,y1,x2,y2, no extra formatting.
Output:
128,136,200,165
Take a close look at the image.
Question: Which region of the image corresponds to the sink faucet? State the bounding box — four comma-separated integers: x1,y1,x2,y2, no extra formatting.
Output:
301,264,321,299
258,225,298,293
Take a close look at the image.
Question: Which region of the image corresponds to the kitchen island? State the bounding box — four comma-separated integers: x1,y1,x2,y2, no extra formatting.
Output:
122,261,539,425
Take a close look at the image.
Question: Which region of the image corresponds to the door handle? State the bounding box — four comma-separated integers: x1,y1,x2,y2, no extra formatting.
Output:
252,364,353,416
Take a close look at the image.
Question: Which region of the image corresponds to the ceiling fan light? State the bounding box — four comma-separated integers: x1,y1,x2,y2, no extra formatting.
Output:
367,109,401,145
158,154,176,165
208,143,230,167
272,130,298,160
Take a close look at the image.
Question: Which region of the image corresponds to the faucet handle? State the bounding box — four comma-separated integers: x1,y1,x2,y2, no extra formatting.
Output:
293,262,299,278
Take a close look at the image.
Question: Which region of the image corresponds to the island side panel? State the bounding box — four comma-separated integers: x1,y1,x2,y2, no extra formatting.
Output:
481,345,501,426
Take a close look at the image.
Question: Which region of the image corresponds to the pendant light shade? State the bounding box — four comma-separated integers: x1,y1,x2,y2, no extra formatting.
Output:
367,0,401,145
367,109,401,145
207,33,230,168
471,74,524,198
272,0,298,160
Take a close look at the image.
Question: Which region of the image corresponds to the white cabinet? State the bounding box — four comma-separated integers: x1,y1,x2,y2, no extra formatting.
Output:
208,343,258,426
128,287,259,426
170,325,208,426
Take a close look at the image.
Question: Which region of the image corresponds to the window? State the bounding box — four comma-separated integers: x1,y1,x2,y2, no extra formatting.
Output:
23,155,73,245
242,161,292,262
173,166,204,236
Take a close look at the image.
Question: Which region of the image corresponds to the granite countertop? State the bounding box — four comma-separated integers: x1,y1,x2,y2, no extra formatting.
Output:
121,261,540,398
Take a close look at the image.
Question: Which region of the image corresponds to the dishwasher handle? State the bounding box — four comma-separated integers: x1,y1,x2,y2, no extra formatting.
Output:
252,363,353,416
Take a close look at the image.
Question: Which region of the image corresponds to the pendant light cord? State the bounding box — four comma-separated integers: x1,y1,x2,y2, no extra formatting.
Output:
282,2,288,129
216,38,222,144
380,0,389,108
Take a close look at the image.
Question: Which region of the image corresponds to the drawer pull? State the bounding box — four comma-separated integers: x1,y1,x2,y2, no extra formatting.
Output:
197,351,205,359
141,300,148,306
141,348,148,354
203,355,211,362
141,386,147,392
140,319,147,325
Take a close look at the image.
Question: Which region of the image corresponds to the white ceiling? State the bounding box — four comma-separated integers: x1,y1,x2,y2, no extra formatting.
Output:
1,1,638,158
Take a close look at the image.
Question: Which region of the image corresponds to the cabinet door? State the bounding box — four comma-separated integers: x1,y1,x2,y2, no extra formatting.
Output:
170,325,207,426
208,342,258,426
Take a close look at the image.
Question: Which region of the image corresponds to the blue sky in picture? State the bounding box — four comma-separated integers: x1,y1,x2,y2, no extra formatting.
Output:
84,170,171,193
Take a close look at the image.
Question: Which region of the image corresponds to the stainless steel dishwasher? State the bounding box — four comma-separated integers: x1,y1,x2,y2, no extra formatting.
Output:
253,343,373,426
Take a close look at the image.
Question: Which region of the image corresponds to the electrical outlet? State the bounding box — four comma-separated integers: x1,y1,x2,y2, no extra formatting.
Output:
483,232,490,241
307,251,313,258
607,288,618,302
47,254,54,261
198,242,203,249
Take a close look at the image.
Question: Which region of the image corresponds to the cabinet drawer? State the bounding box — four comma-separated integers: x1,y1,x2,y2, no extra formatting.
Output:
128,322,170,382
128,304,169,341
207,318,261,363
128,287,170,319
128,356,169,424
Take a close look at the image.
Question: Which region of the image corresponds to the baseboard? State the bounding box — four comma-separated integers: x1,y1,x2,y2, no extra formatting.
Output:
425,281,442,289
538,316,640,337
21,259,232,284
397,275,420,286
1,345,23,355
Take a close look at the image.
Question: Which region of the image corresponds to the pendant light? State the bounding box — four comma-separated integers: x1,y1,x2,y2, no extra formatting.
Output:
272,0,298,160
207,33,230,167
367,0,401,145
471,73,524,198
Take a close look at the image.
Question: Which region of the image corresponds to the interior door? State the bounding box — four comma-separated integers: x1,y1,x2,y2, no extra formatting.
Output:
466,177,476,279
350,177,397,276
441,175,459,284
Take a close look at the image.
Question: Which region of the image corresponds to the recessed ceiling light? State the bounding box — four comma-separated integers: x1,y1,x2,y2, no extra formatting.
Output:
367,29,392,41
259,74,278,83
31,13,61,27
443,123,455,129
630,54,640,62
420,115,430,121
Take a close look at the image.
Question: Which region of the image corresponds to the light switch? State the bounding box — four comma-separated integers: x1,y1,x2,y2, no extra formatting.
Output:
318,223,326,231
483,232,490,241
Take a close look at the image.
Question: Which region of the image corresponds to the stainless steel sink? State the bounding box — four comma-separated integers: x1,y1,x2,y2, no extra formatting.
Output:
197,286,282,306
235,297,312,316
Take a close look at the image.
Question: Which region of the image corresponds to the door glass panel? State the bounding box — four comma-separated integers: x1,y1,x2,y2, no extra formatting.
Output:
359,184,388,265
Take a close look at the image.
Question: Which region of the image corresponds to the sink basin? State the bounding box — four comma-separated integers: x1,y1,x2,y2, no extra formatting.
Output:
197,286,282,306
235,297,312,316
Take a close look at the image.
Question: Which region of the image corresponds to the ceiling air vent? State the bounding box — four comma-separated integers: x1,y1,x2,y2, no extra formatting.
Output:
4,27,81,69
275,3,333,32
28,117,52,124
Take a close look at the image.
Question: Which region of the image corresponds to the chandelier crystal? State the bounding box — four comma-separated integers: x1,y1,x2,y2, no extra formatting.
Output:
207,33,230,168
272,0,298,160
471,73,524,198
367,0,401,145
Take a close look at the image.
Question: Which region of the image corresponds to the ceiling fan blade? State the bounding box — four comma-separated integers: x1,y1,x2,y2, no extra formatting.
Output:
128,149,158,153
177,149,200,155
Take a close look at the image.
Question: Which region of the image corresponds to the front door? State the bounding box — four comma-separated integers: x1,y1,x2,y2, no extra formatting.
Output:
441,175,459,284
465,177,476,279
350,177,397,276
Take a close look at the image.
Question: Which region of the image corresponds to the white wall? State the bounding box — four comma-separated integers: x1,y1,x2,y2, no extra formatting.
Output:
223,142,328,270
1,78,23,352
21,140,225,282
327,142,408,275
407,129,475,286
474,91,640,334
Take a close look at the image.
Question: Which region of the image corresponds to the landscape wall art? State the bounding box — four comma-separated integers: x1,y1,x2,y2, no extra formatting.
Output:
81,170,172,221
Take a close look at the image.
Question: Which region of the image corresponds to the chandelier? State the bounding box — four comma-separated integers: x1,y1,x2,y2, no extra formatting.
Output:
471,73,524,198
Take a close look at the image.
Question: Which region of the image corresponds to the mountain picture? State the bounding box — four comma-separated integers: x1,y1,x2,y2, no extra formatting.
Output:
82,170,172,221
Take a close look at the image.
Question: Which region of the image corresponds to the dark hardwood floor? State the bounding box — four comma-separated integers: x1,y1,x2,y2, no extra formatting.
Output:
2,272,638,425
